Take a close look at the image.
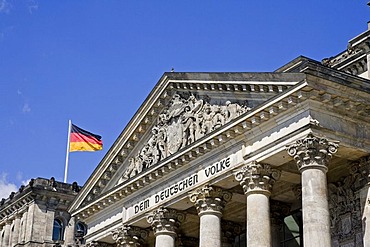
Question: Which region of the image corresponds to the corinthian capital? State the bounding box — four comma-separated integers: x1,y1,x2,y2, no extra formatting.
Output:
189,185,232,216
112,225,148,246
286,133,339,172
234,161,280,195
147,207,185,236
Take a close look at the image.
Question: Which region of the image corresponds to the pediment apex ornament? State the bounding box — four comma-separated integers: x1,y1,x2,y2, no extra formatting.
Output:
119,94,250,183
234,161,280,195
286,133,339,172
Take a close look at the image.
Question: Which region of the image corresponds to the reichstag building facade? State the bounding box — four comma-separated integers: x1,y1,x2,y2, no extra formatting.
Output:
1,23,370,247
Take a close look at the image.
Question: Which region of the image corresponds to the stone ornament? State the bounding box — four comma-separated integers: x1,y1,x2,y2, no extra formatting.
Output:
221,220,242,244
111,225,148,246
120,94,250,182
286,133,339,172
189,184,232,216
328,155,370,244
234,161,280,195
147,207,185,235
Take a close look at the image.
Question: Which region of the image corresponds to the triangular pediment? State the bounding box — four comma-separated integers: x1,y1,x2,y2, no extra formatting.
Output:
69,71,308,212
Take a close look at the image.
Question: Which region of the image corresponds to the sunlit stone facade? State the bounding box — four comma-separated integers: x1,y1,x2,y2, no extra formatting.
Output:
2,24,370,247
0,178,84,247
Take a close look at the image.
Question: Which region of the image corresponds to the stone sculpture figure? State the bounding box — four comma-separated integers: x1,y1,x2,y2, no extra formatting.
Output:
119,94,250,182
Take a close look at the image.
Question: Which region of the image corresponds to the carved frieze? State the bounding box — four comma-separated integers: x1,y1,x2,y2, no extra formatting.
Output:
286,133,339,172
120,94,250,183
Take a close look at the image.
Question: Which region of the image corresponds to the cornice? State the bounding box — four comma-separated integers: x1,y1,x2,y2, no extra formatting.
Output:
72,80,307,218
69,74,303,213
72,69,370,219
0,191,34,223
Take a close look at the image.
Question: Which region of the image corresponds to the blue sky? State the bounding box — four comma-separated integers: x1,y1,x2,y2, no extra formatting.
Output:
0,1,369,198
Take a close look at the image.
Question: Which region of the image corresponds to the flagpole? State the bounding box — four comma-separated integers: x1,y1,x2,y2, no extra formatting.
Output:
64,120,72,183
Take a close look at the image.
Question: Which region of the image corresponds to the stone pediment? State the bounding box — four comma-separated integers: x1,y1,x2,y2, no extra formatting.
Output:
118,92,251,184
69,72,307,212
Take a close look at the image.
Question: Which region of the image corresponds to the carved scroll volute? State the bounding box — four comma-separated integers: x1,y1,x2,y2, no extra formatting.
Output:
234,161,281,196
286,133,339,172
189,184,232,216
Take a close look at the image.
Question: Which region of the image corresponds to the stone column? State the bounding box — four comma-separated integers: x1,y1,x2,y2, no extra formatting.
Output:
147,207,185,247
189,185,232,247
363,184,370,246
234,161,280,247
286,133,339,247
10,214,21,246
112,225,148,247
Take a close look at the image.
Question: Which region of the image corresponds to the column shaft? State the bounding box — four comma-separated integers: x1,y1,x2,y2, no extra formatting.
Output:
199,213,221,247
286,133,339,247
362,185,370,246
235,162,280,247
155,233,176,247
301,168,331,246
189,185,232,247
246,193,271,247
147,207,184,247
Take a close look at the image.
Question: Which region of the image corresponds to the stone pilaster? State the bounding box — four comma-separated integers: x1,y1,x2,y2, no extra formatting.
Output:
287,133,339,247
189,185,232,247
234,161,280,247
10,214,21,246
112,225,148,247
2,220,11,247
64,216,76,246
147,207,185,247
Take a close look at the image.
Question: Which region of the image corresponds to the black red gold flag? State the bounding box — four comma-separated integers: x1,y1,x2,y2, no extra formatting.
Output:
69,124,103,152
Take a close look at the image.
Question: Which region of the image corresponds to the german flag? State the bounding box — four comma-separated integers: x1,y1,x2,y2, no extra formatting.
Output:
70,124,103,152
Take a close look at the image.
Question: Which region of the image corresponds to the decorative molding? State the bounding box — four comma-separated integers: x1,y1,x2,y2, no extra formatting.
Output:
119,94,250,183
147,207,185,236
189,185,232,216
286,133,339,172
234,161,280,195
111,225,148,246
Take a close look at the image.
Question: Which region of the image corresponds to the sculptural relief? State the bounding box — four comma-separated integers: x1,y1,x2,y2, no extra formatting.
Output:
328,156,370,245
119,93,250,183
